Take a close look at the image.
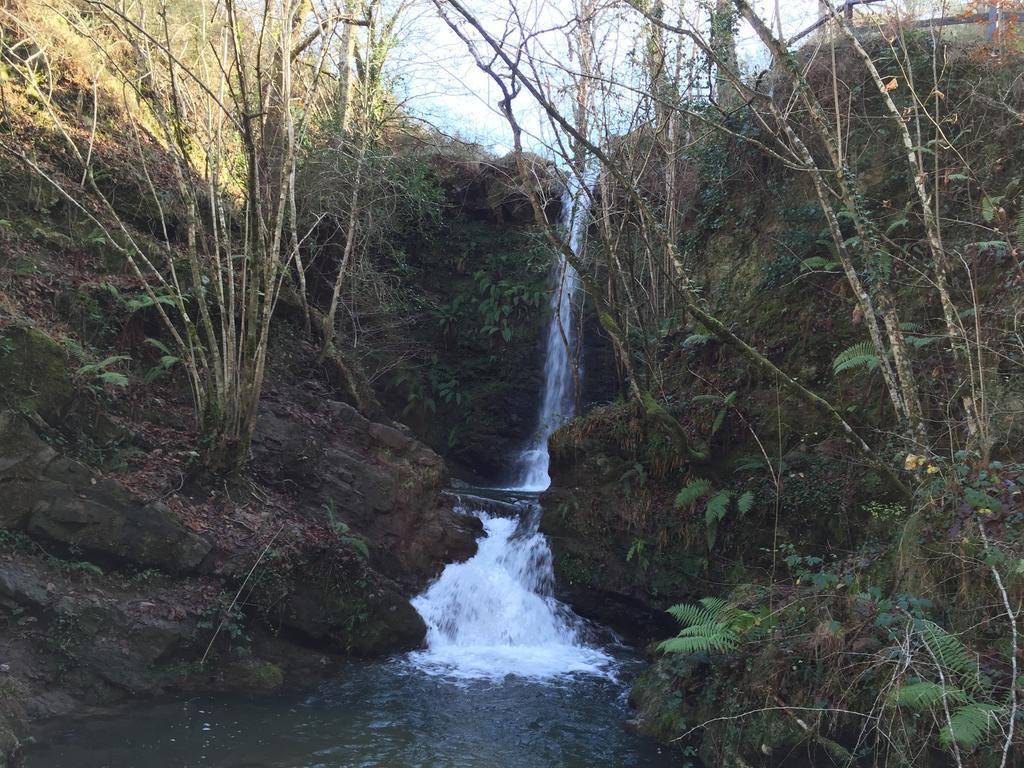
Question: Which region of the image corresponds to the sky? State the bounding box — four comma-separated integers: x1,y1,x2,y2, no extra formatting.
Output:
388,0,966,154
389,0,824,152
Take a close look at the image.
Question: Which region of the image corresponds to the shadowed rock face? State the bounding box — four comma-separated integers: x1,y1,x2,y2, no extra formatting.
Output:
251,392,480,592
0,411,211,571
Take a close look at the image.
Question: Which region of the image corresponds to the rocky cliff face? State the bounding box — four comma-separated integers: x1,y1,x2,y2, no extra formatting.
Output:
0,321,480,764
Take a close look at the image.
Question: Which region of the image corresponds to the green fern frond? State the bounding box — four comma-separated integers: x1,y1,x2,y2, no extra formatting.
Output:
704,490,733,549
939,703,1000,750
734,456,767,472
666,597,728,627
1017,197,1024,248
675,478,711,508
661,597,748,656
657,632,737,654
832,341,880,376
891,680,968,710
341,535,370,560
736,491,755,515
705,491,733,526
921,622,980,686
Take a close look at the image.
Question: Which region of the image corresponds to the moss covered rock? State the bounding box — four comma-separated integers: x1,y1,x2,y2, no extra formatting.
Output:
0,326,75,424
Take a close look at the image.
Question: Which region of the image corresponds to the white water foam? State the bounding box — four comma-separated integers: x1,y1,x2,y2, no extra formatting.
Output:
409,503,612,681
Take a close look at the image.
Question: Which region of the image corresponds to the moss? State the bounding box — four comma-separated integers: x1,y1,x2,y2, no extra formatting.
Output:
226,659,285,691
555,552,597,588
0,326,75,423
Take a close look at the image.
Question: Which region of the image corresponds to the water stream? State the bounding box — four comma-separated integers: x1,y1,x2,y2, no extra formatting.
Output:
409,496,613,681
514,172,592,492
22,173,677,767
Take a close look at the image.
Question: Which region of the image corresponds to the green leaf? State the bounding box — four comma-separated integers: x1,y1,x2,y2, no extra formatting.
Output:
891,680,967,709
981,196,995,223
799,256,837,272
144,337,173,355
705,490,733,549
885,217,909,235
705,491,733,526
940,703,999,749
832,341,880,376
736,491,755,515
674,478,711,508
683,333,711,348
97,371,129,387
341,535,370,560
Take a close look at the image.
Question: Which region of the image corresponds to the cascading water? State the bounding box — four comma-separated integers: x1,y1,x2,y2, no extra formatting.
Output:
409,499,610,680
515,172,593,492
409,171,609,680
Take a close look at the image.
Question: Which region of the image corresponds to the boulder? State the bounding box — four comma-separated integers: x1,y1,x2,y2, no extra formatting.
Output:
0,411,211,572
0,326,75,425
265,551,427,656
252,394,479,590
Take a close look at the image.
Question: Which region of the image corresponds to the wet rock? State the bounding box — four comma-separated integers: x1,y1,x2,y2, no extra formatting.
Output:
221,659,285,691
0,564,51,609
0,411,211,572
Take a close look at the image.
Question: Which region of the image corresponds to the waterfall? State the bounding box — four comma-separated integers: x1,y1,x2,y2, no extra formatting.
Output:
514,172,594,492
409,170,609,681
409,498,610,680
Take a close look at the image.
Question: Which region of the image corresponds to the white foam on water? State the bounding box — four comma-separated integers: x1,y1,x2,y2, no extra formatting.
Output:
409,507,612,681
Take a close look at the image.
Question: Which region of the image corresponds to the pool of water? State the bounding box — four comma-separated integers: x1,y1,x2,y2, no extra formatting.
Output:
24,655,679,768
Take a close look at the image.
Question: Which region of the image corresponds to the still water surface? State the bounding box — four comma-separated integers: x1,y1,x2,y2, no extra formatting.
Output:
25,655,679,767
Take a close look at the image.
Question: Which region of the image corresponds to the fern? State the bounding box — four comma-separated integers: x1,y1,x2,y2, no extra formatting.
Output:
704,490,733,549
940,703,1000,750
711,391,736,436
736,490,755,515
1017,197,1024,249
890,622,1006,756
832,341,880,376
660,597,764,656
78,355,131,388
659,597,740,655
674,478,711,508
921,621,980,687
667,596,730,627
891,680,968,709
800,256,838,272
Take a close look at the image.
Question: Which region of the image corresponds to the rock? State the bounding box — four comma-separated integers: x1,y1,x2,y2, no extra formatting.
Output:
0,326,75,426
0,564,51,609
252,394,478,590
267,551,427,656
27,496,210,573
368,422,413,452
0,411,211,572
222,659,284,691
